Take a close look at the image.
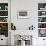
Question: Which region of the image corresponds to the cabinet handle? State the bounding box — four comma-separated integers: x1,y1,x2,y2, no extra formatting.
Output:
1,39,3,40
43,39,45,40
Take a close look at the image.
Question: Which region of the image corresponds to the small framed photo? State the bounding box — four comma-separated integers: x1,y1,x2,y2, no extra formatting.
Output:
17,10,29,19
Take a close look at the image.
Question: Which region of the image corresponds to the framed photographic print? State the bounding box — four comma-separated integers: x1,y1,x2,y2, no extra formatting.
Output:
17,10,29,19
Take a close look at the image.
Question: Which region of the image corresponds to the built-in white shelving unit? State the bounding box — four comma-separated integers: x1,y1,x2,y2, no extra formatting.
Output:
38,3,46,37
0,0,9,45
0,3,8,37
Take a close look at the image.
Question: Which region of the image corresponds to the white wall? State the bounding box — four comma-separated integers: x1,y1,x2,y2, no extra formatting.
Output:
11,0,38,30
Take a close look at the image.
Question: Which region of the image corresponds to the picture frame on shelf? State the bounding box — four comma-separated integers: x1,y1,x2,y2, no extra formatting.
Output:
17,10,29,19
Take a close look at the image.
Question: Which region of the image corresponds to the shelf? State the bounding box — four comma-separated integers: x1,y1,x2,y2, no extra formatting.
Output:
38,22,46,23
0,10,8,11
38,28,46,29
38,10,46,11
0,22,8,23
38,16,46,17
0,16,8,17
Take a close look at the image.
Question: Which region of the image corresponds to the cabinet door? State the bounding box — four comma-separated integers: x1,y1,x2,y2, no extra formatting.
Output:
38,38,44,46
